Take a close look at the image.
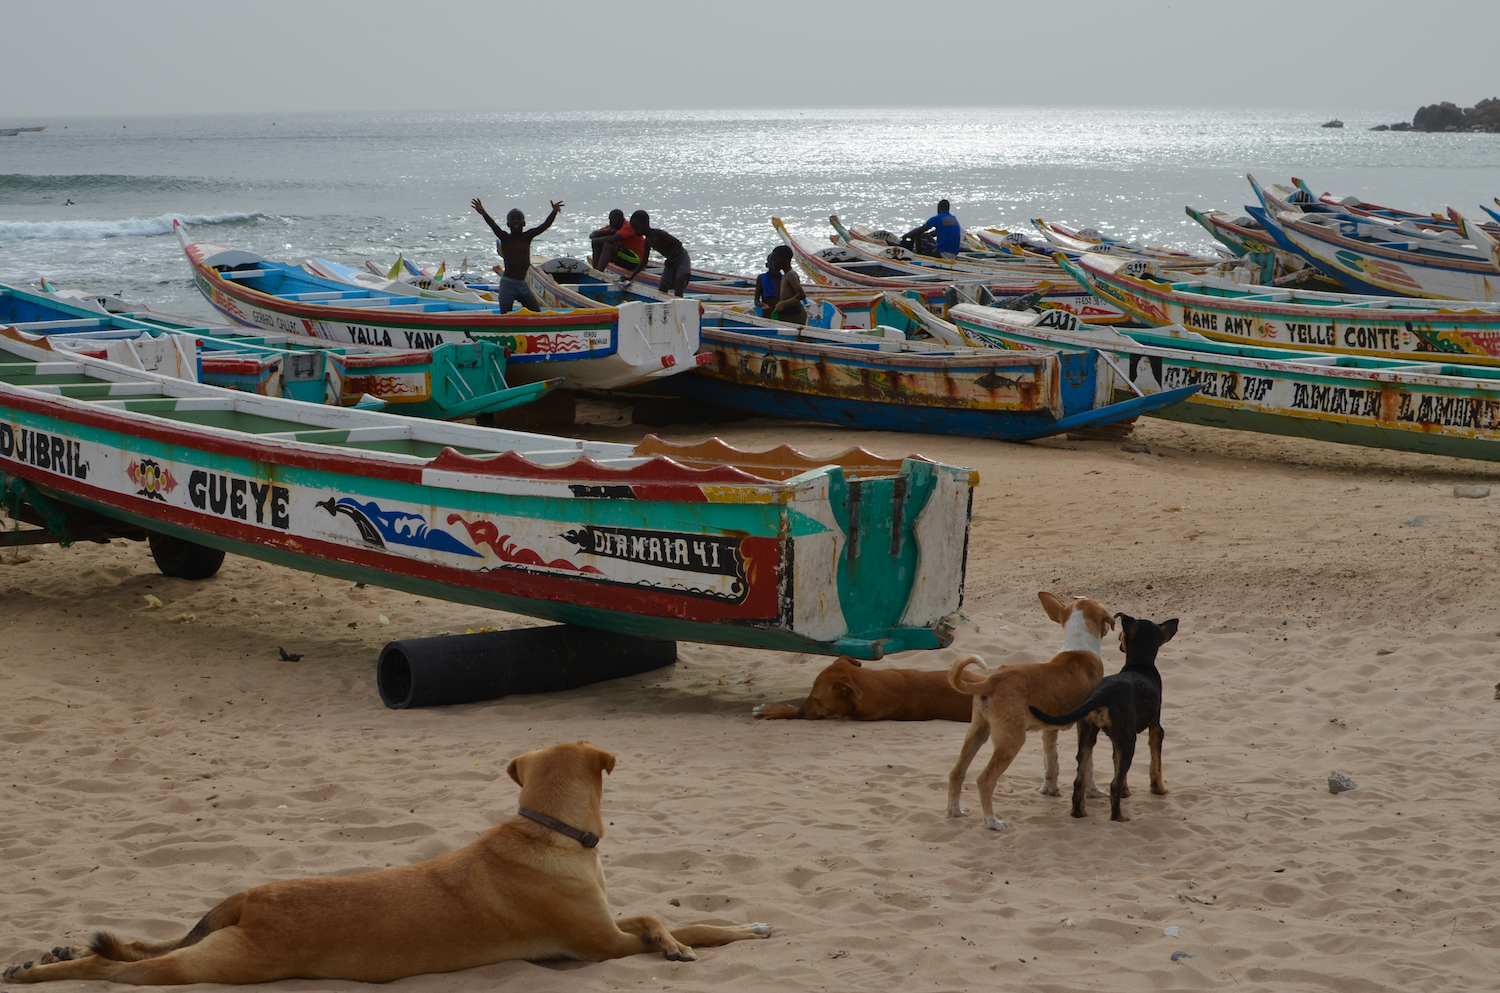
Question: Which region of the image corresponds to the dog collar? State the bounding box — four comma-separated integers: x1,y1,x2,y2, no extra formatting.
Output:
517,806,600,849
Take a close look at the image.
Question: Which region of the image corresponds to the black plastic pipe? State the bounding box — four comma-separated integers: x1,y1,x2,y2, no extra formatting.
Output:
377,625,677,709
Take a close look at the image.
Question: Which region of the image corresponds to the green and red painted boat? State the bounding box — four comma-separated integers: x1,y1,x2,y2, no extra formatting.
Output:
1064,252,1500,366
0,331,975,659
177,221,706,391
938,300,1500,464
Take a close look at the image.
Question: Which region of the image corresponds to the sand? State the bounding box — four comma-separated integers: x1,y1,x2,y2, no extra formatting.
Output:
3,415,1500,992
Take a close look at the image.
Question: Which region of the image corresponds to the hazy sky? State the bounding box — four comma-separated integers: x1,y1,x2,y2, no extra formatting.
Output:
2,0,1497,117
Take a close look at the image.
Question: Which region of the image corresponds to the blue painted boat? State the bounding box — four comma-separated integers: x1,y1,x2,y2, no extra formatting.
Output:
530,265,1199,441
3,282,554,419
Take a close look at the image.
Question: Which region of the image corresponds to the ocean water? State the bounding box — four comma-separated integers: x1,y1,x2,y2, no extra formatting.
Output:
1,107,1497,321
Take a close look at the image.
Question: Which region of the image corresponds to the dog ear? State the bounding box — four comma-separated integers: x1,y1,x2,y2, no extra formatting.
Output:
1159,618,1179,643
506,754,526,786
1038,591,1067,623
847,658,863,668
833,678,855,697
593,746,617,776
1102,610,1117,633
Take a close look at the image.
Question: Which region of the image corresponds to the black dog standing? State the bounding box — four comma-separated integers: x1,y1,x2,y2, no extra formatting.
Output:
1030,613,1178,821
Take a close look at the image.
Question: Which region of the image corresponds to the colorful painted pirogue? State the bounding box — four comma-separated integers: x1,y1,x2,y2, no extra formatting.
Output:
0,333,976,658
1062,253,1500,365
176,221,706,391
939,301,1500,464
1246,176,1500,301
773,218,1129,323
531,267,1199,440
2,281,554,419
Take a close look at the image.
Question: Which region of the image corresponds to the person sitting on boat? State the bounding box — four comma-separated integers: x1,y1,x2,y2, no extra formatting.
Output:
905,199,963,259
589,209,645,272
766,245,808,325
620,211,691,297
754,251,780,317
470,197,563,313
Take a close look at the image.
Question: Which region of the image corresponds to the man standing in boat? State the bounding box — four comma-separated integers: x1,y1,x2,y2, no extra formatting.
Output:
589,209,646,273
471,197,563,313
905,199,963,259
619,210,691,297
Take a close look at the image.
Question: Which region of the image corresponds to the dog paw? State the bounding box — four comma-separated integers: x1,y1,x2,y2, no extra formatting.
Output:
1151,784,1169,796
1037,784,1062,796
663,946,698,962
751,705,766,718
983,815,1008,832
946,806,968,818
749,923,772,937
5,961,34,981
1086,786,1108,799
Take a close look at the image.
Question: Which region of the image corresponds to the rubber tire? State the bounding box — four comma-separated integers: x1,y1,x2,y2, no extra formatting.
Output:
148,533,226,580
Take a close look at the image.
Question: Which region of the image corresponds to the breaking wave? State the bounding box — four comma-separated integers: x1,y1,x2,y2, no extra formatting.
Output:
0,212,264,242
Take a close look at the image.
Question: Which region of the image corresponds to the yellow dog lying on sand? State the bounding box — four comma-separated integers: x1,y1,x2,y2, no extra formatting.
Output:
3,742,770,985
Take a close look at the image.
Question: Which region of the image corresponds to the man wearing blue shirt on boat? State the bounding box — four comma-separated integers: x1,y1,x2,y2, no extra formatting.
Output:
906,200,963,259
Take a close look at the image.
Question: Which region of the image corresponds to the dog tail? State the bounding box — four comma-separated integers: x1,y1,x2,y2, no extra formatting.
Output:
91,894,244,961
947,654,990,695
1028,686,1106,727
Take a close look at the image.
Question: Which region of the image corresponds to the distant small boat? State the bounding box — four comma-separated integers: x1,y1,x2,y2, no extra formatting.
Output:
0,126,45,137
1322,119,1344,128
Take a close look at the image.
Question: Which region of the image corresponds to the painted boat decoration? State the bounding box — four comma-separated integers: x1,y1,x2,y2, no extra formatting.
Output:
530,267,1197,440
945,302,1500,464
3,282,553,419
774,218,1128,323
1062,253,1500,365
176,221,703,391
1246,176,1500,301
0,334,978,659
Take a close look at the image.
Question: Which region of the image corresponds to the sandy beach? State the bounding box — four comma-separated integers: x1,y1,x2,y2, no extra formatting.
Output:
3,414,1499,992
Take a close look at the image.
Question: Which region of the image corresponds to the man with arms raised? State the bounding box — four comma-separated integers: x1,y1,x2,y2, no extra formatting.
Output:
620,210,691,298
471,196,564,313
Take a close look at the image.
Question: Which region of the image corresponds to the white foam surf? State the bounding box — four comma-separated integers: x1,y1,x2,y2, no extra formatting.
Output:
0,212,262,242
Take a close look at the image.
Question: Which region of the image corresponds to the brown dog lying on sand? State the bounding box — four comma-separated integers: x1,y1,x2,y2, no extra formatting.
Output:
752,657,973,722
945,592,1112,832
2,742,769,985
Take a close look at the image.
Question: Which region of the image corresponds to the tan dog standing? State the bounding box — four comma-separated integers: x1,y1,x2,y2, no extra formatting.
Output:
2,742,769,985
944,592,1113,832
753,657,973,721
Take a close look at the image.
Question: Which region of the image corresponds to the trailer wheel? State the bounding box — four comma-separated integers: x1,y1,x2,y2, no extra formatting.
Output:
149,534,226,580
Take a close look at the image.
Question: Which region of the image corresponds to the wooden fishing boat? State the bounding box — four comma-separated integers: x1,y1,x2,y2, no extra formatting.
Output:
1291,177,1500,237
0,334,977,659
176,221,703,390
774,218,1128,323
828,216,1064,275
529,266,1198,440
3,281,553,419
1246,176,1500,300
1061,252,1500,365
944,301,1500,464
1184,207,1279,257
1029,218,1214,264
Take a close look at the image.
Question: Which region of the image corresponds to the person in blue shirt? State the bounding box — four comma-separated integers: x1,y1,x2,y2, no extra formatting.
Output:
905,199,963,259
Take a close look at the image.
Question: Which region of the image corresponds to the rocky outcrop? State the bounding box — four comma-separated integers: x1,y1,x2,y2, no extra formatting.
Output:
1374,97,1500,132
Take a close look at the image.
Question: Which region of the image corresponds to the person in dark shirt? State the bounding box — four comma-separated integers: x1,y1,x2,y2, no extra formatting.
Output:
471,196,563,313
620,210,690,297
766,245,807,325
905,199,963,259
589,209,645,271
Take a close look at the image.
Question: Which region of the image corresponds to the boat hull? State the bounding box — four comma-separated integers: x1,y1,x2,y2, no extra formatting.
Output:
1068,254,1500,365
0,346,975,658
951,305,1500,464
